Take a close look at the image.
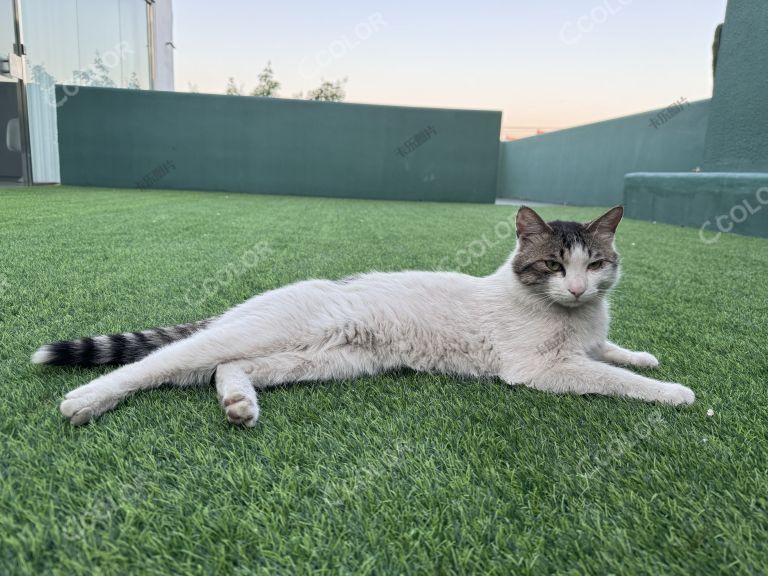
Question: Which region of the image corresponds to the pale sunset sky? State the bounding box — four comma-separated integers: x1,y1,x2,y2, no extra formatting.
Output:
174,0,728,138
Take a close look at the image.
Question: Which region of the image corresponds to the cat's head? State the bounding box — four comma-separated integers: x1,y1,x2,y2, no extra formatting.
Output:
511,206,623,308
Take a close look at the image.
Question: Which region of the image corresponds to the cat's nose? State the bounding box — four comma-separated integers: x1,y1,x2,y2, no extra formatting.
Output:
568,285,586,298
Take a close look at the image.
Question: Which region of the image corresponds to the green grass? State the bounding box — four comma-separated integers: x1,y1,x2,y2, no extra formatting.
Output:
1,186,767,575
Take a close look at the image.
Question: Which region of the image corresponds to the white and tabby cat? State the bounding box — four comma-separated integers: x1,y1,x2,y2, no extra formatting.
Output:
33,206,695,427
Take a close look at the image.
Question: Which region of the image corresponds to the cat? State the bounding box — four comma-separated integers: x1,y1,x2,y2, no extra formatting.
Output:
33,205,695,427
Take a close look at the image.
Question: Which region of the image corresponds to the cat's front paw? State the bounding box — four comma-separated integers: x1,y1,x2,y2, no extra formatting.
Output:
656,383,695,406
631,352,659,369
59,379,121,425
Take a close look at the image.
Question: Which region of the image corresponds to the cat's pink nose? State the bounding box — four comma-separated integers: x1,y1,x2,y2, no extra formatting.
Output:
568,285,585,298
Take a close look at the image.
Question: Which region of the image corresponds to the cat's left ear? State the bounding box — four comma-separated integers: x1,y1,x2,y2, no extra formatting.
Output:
586,206,623,236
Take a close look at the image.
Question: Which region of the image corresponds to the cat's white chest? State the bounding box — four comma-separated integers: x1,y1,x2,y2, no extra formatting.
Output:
488,300,609,382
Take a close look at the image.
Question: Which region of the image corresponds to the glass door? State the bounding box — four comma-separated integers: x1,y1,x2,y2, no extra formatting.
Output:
0,0,29,184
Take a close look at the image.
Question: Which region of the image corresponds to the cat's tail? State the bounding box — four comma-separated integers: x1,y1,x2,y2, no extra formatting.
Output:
31,317,217,367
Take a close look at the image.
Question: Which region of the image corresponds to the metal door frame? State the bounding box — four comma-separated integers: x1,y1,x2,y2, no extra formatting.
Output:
10,0,31,184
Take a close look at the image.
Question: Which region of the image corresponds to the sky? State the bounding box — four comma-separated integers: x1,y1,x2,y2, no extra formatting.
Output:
174,0,728,138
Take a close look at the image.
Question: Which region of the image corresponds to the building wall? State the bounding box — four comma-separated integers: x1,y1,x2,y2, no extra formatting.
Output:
19,0,175,183
498,100,710,206
621,0,768,240
704,0,768,172
20,0,153,89
153,0,175,91
56,86,501,203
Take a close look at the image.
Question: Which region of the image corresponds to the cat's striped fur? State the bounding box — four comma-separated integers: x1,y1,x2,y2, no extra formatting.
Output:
32,318,215,367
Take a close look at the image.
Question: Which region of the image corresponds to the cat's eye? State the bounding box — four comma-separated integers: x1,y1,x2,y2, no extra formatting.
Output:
588,260,604,270
545,260,563,272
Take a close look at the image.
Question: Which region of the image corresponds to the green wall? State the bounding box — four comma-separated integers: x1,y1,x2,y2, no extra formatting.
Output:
625,173,768,239
704,0,768,172
55,86,501,203
621,0,768,240
498,100,710,206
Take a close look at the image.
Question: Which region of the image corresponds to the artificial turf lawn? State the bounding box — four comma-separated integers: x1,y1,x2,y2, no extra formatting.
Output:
1,186,767,575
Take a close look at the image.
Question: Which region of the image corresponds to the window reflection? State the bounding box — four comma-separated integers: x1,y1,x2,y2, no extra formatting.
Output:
76,0,121,87
21,0,150,90
119,0,150,89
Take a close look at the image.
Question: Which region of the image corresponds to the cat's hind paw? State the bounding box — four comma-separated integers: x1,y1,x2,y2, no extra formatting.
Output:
222,393,260,427
60,380,122,425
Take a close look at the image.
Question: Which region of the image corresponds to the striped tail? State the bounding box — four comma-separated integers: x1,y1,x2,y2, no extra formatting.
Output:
31,318,216,367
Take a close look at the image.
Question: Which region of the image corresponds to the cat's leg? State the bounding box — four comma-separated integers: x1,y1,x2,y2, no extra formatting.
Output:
216,362,260,427
241,348,376,388
60,325,268,425
508,356,694,405
61,327,377,425
212,354,312,428
212,348,379,427
597,341,659,369
59,362,215,426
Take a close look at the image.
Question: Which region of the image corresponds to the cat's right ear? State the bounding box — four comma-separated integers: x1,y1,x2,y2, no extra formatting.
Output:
586,206,623,236
516,206,552,241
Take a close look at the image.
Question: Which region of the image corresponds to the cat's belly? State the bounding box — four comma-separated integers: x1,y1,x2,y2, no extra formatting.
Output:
328,320,498,377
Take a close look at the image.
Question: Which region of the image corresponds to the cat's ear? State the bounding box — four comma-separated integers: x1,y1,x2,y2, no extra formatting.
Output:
586,206,623,236
516,206,552,240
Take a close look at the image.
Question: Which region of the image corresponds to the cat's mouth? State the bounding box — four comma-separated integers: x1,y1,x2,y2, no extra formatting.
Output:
557,299,585,309
551,293,593,308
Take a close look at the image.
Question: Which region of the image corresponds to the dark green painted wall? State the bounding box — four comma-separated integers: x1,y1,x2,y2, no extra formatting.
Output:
704,0,768,172
56,86,501,203
498,100,710,206
620,0,768,240
625,173,768,239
